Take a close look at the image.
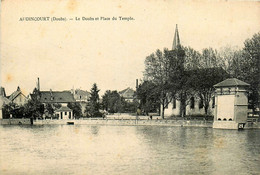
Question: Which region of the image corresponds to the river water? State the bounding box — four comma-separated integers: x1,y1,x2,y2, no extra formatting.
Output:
0,125,259,175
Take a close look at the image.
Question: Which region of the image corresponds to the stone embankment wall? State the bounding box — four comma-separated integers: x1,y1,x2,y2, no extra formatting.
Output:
0,119,32,125
245,122,260,129
34,119,213,127
1,119,259,129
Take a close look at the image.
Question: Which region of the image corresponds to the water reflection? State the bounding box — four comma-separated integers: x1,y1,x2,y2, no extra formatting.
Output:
0,125,259,175
91,126,100,135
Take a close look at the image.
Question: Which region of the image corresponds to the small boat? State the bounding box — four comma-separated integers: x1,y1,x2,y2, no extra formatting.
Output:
67,122,74,125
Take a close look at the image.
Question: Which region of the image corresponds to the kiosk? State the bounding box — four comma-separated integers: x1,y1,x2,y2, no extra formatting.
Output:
213,78,250,129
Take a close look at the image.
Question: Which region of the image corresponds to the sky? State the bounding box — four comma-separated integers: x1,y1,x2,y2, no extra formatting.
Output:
1,0,260,96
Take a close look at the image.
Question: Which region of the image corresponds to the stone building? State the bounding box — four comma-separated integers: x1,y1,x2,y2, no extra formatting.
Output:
213,78,250,129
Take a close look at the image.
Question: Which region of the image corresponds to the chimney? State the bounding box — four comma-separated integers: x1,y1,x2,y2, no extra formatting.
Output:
37,77,40,91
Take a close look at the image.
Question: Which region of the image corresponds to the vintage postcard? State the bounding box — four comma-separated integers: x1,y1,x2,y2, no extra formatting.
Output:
1,0,260,175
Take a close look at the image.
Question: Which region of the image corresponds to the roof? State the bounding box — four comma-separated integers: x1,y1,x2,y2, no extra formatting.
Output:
74,89,90,101
55,106,72,112
32,91,75,103
8,86,27,101
119,87,135,99
214,78,250,87
74,89,90,96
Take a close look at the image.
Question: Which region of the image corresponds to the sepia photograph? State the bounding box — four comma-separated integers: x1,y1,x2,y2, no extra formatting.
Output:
0,0,260,174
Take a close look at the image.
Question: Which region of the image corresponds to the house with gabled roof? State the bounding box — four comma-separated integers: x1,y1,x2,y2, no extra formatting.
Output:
71,88,90,116
30,78,76,119
54,106,73,120
72,89,90,102
31,89,75,105
31,89,76,119
119,87,136,102
8,86,28,106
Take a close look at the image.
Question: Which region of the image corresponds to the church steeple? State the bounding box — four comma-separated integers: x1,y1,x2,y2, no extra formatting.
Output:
172,24,180,50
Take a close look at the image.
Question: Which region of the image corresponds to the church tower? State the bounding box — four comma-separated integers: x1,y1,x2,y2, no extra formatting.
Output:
172,24,180,50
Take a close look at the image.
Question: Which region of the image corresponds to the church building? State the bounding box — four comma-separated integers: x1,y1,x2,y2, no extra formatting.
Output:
162,25,216,118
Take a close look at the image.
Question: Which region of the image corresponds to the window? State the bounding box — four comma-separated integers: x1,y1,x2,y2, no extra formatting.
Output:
190,97,195,109
165,103,168,109
212,96,215,108
229,118,232,121
65,112,67,115
223,118,227,121
172,98,176,109
218,118,221,121
199,98,203,109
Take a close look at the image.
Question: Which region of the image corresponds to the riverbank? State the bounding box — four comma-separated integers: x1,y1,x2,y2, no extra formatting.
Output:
0,118,32,125
34,118,213,127
1,118,260,129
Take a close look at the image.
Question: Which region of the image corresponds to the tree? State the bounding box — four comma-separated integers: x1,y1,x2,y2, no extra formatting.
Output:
217,46,241,74
86,83,101,117
67,102,82,118
222,49,244,78
2,103,16,118
183,47,227,115
144,47,186,118
53,103,62,110
239,33,260,112
45,103,54,115
183,46,201,70
144,49,173,119
192,67,228,114
167,47,192,117
200,48,219,69
24,99,44,119
136,80,160,115
102,90,123,113
121,99,139,113
222,33,260,112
